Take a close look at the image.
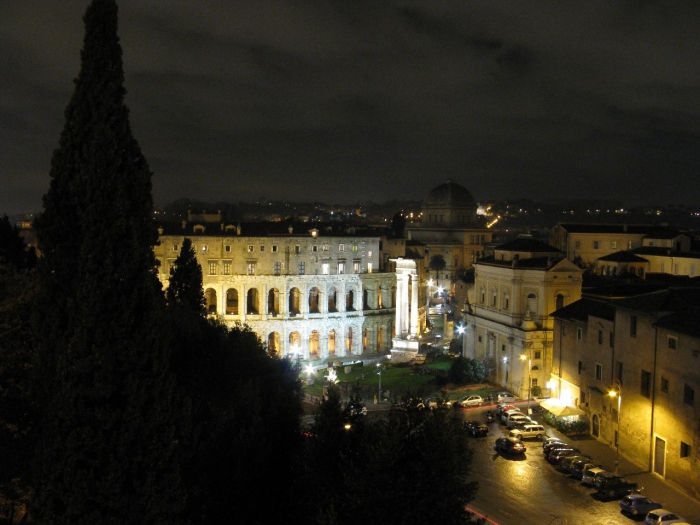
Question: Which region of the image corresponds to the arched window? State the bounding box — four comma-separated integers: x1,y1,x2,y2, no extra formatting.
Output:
267,332,280,356
491,287,497,307
268,288,280,315
555,293,564,310
226,288,238,315
328,287,337,312
308,287,320,314
289,287,301,315
328,330,336,355
346,289,355,311
205,288,217,314
480,286,486,304
309,331,319,358
346,327,353,353
246,288,259,314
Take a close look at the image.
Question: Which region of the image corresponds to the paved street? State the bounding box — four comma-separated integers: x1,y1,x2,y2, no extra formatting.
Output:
456,402,700,525
307,396,700,525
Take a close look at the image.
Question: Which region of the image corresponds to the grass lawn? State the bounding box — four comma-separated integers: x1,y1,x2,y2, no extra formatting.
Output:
302,354,504,403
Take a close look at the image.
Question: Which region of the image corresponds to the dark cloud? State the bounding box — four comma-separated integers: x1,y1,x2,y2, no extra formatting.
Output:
1,0,699,214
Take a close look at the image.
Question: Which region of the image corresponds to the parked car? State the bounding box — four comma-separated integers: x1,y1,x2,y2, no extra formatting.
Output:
509,424,546,440
497,392,518,403
506,413,533,429
570,460,598,480
581,466,607,486
463,420,489,437
543,436,565,449
500,407,523,424
546,447,581,464
494,437,527,455
594,474,639,499
495,404,517,418
643,509,686,525
557,454,592,473
425,397,452,409
593,471,620,490
543,441,572,455
457,395,484,407
620,495,663,516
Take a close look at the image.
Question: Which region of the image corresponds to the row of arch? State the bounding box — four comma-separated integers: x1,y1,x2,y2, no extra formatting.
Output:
205,285,396,316
267,326,392,359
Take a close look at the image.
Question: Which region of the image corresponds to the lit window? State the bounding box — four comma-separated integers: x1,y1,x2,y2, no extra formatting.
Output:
208,262,217,275
352,245,358,252
201,244,208,252
248,245,254,252
338,262,345,274
247,262,255,275
353,262,360,273
611,241,618,249
322,244,329,252
368,250,373,257
339,244,345,252
322,263,329,275
223,262,231,275
367,262,373,273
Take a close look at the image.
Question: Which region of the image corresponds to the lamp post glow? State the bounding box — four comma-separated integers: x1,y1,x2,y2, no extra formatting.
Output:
609,380,622,474
520,353,532,413
376,363,382,403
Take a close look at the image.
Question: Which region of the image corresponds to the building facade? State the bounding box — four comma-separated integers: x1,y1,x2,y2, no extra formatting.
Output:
155,217,397,363
552,287,700,498
462,238,583,398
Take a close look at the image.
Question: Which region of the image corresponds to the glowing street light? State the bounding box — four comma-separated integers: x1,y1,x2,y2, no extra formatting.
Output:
609,380,622,474
376,363,383,403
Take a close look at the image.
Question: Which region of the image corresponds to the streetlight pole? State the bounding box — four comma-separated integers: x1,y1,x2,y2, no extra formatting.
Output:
376,363,382,403
520,353,531,413
609,380,622,474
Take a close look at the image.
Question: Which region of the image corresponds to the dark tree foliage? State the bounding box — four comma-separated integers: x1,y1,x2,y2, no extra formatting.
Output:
172,321,305,525
448,356,487,385
390,212,406,238
166,238,205,314
0,215,29,269
0,264,39,520
31,1,186,524
302,386,483,525
429,254,447,280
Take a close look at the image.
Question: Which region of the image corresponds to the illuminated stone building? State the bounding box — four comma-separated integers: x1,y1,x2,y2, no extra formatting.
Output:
462,238,583,398
154,214,396,362
551,287,700,498
549,222,689,266
406,179,492,302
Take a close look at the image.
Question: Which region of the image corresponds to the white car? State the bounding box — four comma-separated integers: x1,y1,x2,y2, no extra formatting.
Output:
457,395,484,407
496,392,518,403
644,509,686,525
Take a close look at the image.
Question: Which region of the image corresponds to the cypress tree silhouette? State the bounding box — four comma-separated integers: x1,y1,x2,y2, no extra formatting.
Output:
33,1,186,524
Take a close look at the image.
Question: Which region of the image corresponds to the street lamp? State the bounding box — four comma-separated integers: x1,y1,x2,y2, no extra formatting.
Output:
609,380,622,474
520,353,532,413
376,363,383,403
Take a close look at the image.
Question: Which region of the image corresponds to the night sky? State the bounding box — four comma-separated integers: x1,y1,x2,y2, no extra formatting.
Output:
2,1,700,215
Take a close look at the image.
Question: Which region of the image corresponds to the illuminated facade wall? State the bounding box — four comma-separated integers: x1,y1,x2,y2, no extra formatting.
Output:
155,223,396,362
553,291,700,497
463,245,582,398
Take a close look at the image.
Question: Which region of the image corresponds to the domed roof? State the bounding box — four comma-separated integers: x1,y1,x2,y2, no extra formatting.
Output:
424,179,476,207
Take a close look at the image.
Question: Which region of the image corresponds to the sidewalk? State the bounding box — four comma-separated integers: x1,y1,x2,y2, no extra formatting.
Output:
525,401,700,524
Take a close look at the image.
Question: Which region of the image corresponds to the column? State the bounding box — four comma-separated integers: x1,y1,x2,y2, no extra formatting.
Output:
410,273,419,337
